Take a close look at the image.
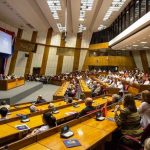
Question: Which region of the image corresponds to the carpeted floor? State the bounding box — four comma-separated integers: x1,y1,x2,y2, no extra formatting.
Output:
17,84,60,104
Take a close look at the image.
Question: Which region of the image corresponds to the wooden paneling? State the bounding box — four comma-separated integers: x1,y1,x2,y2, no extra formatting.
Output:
140,50,149,72
130,51,136,68
89,42,109,50
8,28,23,75
73,33,82,71
24,31,38,75
56,33,66,75
83,56,136,70
40,28,53,75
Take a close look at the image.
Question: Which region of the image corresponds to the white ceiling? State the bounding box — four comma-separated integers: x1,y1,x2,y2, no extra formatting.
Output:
0,0,131,34
111,25,150,51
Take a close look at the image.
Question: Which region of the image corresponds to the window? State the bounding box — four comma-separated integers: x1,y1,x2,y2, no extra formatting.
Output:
135,0,140,21
141,0,146,16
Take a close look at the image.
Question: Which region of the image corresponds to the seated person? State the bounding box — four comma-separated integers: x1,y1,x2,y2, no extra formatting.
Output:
144,138,150,150
48,103,55,109
143,78,150,85
26,112,57,137
0,107,8,120
67,97,73,104
108,94,121,105
35,95,46,104
114,94,143,137
29,104,40,113
138,91,150,128
92,83,101,97
0,101,10,110
78,97,95,117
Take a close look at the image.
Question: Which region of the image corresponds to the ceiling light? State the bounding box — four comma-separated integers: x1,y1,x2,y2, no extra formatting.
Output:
57,23,66,32
47,0,62,20
98,24,107,31
141,41,147,44
103,0,126,21
143,46,149,49
79,0,94,22
133,45,138,47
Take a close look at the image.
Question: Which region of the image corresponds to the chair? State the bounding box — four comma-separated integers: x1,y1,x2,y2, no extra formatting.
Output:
119,124,150,150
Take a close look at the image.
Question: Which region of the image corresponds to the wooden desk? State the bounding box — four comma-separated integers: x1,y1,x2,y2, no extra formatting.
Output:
53,82,70,100
0,99,79,125
20,143,50,150
79,80,91,97
0,96,110,147
0,78,25,90
2,100,141,150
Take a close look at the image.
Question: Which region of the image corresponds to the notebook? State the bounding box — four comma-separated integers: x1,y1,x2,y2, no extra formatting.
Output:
16,124,30,131
63,139,81,148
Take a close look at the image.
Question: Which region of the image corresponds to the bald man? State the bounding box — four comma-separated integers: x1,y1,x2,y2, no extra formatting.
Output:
78,97,95,117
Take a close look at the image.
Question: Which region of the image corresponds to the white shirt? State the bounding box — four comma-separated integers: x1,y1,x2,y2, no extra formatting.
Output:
143,80,150,85
138,102,150,128
38,125,49,132
0,105,10,110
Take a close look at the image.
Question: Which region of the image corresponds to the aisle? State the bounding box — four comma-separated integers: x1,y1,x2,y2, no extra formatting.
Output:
17,84,60,104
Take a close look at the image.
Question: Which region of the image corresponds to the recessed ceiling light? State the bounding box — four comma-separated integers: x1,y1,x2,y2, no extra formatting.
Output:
141,41,147,44
143,46,149,49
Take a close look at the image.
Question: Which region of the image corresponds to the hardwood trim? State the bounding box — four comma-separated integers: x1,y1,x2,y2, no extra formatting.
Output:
56,33,66,75
24,31,38,75
8,28,23,75
73,33,82,71
89,42,109,50
140,50,149,73
40,28,53,75
16,38,89,50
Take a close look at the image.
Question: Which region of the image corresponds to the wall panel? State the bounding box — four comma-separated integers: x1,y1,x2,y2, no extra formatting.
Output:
45,32,61,75
132,51,143,70
79,31,92,70
30,31,47,74
62,34,76,73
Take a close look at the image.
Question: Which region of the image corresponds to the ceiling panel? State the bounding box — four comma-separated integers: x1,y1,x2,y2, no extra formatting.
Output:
111,26,150,51
0,0,133,34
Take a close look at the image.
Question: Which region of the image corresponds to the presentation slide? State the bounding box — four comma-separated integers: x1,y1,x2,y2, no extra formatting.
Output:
0,31,12,54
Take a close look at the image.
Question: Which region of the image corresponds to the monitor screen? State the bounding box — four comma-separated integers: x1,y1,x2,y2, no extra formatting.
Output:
0,31,12,54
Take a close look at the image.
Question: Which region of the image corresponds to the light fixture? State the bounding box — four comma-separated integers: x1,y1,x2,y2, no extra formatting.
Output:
103,0,126,21
141,41,147,44
78,24,86,32
98,24,107,31
47,0,62,20
143,46,149,49
79,0,94,21
133,45,138,47
57,23,66,32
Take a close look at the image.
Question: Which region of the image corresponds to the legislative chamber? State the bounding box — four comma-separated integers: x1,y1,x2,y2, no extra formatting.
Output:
0,0,150,150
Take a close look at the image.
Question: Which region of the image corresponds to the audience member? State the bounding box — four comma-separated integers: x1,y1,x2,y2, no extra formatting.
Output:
35,95,46,104
138,91,150,128
78,97,95,117
0,101,10,110
29,104,40,113
0,107,8,120
114,94,143,136
26,112,56,137
144,138,150,150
